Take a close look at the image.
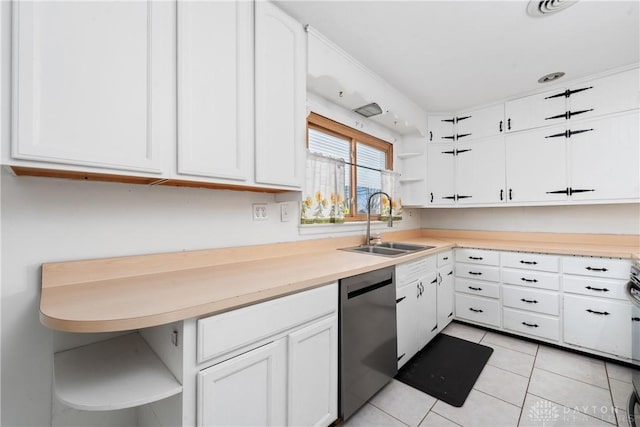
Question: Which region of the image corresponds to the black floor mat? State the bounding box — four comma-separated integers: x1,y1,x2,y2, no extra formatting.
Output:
395,334,493,407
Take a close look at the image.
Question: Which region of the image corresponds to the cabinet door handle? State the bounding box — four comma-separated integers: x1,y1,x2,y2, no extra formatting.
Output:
507,118,511,130
430,192,434,203
585,267,608,272
499,120,503,132
521,322,539,328
469,256,483,260
586,309,610,316
509,188,513,200
585,286,609,292
520,260,538,265
520,277,538,283
429,131,433,141
500,189,504,201
468,286,483,291
520,298,538,304
468,271,483,276
437,273,442,284
442,256,449,261
469,308,484,313
396,297,406,304
632,317,640,322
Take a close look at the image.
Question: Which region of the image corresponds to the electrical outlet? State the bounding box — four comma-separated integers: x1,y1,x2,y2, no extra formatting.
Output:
253,203,268,221
280,203,290,222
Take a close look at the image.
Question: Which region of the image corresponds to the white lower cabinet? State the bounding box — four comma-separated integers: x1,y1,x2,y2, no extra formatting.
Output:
454,249,501,328
198,339,287,427
196,283,338,427
455,293,501,327
437,261,455,331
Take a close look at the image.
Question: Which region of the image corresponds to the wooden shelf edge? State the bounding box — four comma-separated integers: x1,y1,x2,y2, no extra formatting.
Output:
54,333,182,411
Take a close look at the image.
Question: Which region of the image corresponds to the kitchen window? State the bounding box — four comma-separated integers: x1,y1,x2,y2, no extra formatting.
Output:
307,113,393,221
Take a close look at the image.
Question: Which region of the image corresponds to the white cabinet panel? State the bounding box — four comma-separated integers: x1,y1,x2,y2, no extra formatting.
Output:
426,143,456,205
501,252,560,272
502,268,560,291
456,264,500,282
455,278,500,299
568,112,640,201
396,283,415,369
437,266,455,330
455,293,501,327
12,1,170,173
563,294,632,358
417,273,438,349
455,248,500,265
197,339,287,427
427,114,455,142
455,137,505,204
568,68,640,121
503,285,559,315
177,1,253,181
563,276,629,301
503,308,560,341
505,124,568,203
288,316,338,427
456,104,505,141
562,257,631,280
505,88,566,132
255,1,305,188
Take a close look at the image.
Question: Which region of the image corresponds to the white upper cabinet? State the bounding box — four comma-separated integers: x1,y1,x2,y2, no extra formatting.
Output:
505,124,568,203
504,88,567,133
456,104,505,141
567,68,640,121
177,1,253,182
11,1,173,174
455,137,506,205
568,111,640,201
426,143,456,205
254,1,306,188
427,115,455,143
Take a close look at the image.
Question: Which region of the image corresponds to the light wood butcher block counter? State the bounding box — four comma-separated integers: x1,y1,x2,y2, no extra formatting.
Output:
40,229,639,333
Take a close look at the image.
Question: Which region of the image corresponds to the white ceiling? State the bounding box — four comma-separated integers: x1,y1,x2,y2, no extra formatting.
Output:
275,0,640,113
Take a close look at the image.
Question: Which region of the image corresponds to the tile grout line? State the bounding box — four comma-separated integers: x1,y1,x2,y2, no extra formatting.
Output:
533,365,611,390
516,342,539,427
604,363,622,427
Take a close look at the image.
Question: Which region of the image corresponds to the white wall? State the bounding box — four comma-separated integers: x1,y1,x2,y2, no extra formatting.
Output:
420,203,640,235
0,170,419,426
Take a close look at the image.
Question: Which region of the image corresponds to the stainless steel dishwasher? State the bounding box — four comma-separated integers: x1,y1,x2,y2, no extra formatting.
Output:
339,266,397,421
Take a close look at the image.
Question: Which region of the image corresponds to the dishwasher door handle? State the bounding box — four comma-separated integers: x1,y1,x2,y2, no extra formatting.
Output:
347,278,394,299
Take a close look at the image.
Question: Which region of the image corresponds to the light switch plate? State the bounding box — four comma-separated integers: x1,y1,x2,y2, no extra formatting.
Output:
280,203,290,222
252,204,268,221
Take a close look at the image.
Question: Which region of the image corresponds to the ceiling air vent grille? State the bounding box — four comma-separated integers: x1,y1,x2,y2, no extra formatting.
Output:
527,0,579,17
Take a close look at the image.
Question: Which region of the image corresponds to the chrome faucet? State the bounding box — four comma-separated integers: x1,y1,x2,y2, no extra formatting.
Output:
365,191,393,246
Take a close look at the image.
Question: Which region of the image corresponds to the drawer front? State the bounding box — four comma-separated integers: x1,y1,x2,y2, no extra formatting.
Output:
455,248,500,266
197,282,338,364
437,250,453,267
396,255,437,286
563,294,632,358
502,268,560,291
455,278,500,299
455,263,500,282
455,293,501,327
562,256,630,279
503,308,560,341
503,285,559,315
501,252,560,273
563,276,629,301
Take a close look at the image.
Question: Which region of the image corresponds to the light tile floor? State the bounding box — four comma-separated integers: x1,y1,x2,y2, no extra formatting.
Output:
344,321,640,427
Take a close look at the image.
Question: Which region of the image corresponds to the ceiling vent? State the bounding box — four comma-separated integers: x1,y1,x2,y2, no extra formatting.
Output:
353,102,383,118
527,0,579,17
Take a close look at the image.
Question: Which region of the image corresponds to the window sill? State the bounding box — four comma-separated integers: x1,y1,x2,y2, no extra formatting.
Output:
298,220,395,236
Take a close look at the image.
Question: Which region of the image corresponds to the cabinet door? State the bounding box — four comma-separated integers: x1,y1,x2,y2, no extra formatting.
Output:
427,115,456,142
437,266,455,330
12,1,171,173
505,125,568,203
396,283,417,368
563,294,631,358
455,137,506,205
417,273,438,349
426,144,456,205
177,1,252,181
633,305,640,363
505,89,566,133
456,104,505,141
567,68,640,121
197,339,287,427
288,316,338,427
568,112,640,201
255,1,305,188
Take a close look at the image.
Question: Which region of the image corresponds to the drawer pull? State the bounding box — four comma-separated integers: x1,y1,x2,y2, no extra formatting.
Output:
468,271,483,276
520,298,538,304
520,260,538,265
585,267,608,272
521,321,539,328
520,277,538,283
442,256,449,261
469,256,483,260
585,286,609,292
468,286,483,291
632,317,640,322
586,309,610,316
469,308,484,313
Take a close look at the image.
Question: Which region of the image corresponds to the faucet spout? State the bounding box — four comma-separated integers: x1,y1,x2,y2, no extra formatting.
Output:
365,191,393,246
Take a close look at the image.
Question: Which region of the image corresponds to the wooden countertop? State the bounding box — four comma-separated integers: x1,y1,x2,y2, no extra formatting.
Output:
40,229,639,333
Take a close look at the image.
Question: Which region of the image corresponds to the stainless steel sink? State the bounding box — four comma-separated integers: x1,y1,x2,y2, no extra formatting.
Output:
340,242,434,257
